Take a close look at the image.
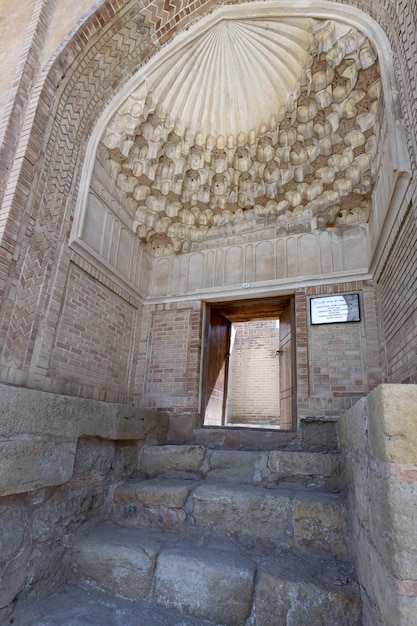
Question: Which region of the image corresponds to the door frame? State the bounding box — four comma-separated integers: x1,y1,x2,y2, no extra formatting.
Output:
199,295,297,430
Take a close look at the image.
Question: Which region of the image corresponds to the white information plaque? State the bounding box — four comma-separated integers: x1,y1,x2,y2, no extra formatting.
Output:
310,294,360,325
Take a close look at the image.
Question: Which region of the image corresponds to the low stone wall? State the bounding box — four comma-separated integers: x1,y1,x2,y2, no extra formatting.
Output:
0,384,168,621
339,384,417,626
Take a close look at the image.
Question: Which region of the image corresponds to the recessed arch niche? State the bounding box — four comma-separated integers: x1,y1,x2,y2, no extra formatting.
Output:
70,0,410,301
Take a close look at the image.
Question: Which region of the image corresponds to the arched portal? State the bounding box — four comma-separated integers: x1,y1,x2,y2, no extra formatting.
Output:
70,1,409,302
0,0,411,410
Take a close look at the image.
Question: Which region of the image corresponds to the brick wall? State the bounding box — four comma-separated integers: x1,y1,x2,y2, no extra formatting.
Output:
296,280,382,416
47,262,140,403
136,280,381,421
139,301,202,411
228,321,280,424
377,200,417,384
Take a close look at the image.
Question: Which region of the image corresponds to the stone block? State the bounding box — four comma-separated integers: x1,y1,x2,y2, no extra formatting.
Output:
267,450,340,477
397,596,417,626
115,478,192,509
300,417,339,451
0,502,26,561
0,440,76,496
73,437,115,475
292,495,348,557
338,397,368,456
192,483,291,544
348,451,371,530
367,384,417,463
0,534,32,609
139,445,205,476
0,383,168,442
206,450,264,482
72,527,160,600
154,545,255,624
354,531,397,626
254,564,361,626
31,480,108,541
369,473,417,580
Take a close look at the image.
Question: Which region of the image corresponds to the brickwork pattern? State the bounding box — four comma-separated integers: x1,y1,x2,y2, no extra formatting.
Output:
141,301,202,411
138,281,381,418
48,263,137,400
0,0,55,202
378,201,417,384
228,321,280,423
296,280,382,416
0,0,152,388
145,309,192,395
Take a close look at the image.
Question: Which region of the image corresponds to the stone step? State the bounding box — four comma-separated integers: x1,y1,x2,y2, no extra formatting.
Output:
114,478,349,558
67,524,361,626
10,580,219,626
139,444,341,488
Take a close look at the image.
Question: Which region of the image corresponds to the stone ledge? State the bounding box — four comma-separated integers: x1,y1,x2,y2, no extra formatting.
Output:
0,440,76,497
0,383,168,441
367,384,417,464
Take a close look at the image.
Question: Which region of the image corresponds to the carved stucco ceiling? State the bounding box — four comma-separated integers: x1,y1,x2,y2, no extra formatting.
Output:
97,17,381,256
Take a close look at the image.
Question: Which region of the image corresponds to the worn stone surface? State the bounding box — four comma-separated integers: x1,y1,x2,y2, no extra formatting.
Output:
206,450,264,482
340,385,417,626
154,545,255,624
30,479,108,542
254,563,361,626
353,530,396,626
73,437,116,476
71,527,160,600
0,384,168,441
0,502,26,560
369,474,417,580
268,450,340,477
115,478,193,509
367,384,417,463
338,397,368,455
10,581,221,626
139,445,206,476
300,418,339,452
397,596,417,626
0,440,76,496
292,495,348,557
192,483,291,544
0,532,32,608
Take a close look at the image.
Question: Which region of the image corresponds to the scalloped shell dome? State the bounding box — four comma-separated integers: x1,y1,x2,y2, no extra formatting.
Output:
145,18,314,140
96,15,381,256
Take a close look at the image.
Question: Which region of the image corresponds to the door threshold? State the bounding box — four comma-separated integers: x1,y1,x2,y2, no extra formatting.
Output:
192,425,298,451
203,423,282,431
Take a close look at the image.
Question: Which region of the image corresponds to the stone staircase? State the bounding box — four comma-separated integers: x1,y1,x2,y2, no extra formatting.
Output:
11,435,362,625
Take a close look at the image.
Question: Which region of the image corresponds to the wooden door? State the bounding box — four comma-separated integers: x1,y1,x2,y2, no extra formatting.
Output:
279,301,295,429
202,308,230,426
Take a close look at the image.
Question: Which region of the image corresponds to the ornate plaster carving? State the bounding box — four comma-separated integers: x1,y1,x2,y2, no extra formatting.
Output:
96,18,381,256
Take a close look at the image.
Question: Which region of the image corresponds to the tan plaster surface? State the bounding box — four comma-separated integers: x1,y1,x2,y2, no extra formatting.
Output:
0,0,36,118
42,0,95,65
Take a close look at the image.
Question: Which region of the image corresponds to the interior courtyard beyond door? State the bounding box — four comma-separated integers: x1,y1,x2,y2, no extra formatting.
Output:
202,297,295,430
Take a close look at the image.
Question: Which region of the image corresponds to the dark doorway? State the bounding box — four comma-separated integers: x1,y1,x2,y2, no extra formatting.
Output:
201,296,296,430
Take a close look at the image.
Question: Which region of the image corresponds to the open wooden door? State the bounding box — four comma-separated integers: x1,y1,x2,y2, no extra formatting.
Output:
201,296,296,430
202,307,231,426
278,300,296,429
